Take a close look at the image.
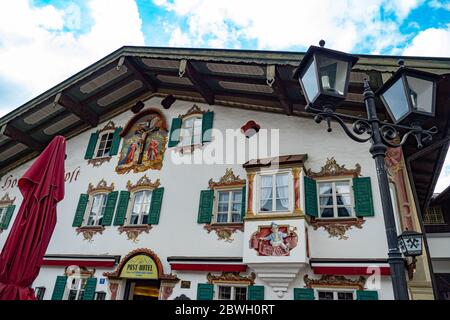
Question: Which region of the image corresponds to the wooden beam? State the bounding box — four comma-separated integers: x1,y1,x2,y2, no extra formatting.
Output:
80,74,136,105
124,58,156,92
184,61,215,105
57,93,99,127
1,124,44,152
272,66,293,115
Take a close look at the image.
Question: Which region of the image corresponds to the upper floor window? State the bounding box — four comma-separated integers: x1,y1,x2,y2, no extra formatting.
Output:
216,190,242,223
424,206,445,224
50,273,98,301
35,287,46,300
0,194,16,232
0,206,7,227
95,132,114,158
217,285,247,300
181,116,202,147
317,289,354,300
86,193,108,226
317,179,353,218
259,173,290,213
130,190,153,225
67,277,87,300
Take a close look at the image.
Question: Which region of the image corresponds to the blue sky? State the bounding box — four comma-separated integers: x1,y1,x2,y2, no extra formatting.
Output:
0,0,450,191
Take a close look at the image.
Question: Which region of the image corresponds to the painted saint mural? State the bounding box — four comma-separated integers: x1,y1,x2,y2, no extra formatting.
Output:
116,109,168,174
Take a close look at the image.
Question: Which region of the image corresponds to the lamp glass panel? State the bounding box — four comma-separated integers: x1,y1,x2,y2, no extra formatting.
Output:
381,77,409,122
316,55,349,96
406,76,433,113
300,58,319,103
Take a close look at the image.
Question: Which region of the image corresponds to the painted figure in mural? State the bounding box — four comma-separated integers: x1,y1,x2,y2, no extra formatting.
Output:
119,138,139,165
147,139,159,161
261,222,289,251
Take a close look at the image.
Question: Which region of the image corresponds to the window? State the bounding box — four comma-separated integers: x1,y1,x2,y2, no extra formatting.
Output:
216,190,242,223
130,190,152,225
260,173,290,212
35,287,46,300
0,206,6,226
318,180,353,218
424,206,445,224
95,132,114,158
86,193,108,226
181,116,202,147
217,285,247,300
66,277,87,300
317,290,354,300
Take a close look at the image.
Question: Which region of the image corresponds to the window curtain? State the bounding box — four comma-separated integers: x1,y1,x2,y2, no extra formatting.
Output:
260,176,273,210
276,174,289,210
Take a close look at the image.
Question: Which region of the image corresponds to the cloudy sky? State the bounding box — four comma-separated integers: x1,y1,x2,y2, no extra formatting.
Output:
0,0,449,191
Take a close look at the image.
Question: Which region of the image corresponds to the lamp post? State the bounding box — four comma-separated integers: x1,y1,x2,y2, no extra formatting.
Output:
294,40,439,300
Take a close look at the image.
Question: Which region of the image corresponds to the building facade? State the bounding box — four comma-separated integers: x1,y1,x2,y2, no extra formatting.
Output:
1,47,448,300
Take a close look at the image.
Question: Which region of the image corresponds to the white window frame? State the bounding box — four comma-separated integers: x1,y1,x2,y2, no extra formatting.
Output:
214,187,243,224
0,206,7,226
214,284,248,301
256,169,293,214
64,275,90,301
315,288,356,300
125,189,153,226
83,192,108,227
316,178,354,219
94,130,115,159
180,115,203,147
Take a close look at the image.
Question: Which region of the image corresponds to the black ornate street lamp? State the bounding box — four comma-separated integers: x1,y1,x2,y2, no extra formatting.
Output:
294,40,440,300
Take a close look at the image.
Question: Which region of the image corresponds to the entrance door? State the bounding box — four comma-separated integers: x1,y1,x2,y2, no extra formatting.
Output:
124,279,160,300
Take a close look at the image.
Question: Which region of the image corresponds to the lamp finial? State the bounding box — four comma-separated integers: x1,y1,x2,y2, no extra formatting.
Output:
319,39,325,48
398,59,405,68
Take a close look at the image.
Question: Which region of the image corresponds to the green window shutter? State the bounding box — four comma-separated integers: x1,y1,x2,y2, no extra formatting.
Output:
304,176,318,217
72,194,88,227
82,278,97,300
248,285,264,300
84,131,99,159
109,127,123,156
353,177,375,217
197,283,214,300
294,288,315,300
197,190,214,224
148,187,164,225
202,111,214,143
168,118,182,147
240,184,246,221
101,191,118,226
51,276,67,300
1,205,16,230
356,290,378,300
113,191,130,226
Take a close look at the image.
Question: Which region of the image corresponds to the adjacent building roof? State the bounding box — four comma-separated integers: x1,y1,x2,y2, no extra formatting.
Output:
0,46,449,211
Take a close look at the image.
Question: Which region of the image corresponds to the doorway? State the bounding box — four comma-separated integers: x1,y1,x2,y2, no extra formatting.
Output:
124,279,160,300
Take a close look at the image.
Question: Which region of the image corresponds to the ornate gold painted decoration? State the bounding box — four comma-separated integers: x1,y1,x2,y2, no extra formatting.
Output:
204,224,244,242
304,274,366,290
127,175,160,192
207,272,256,285
64,266,95,277
310,217,365,240
88,121,118,167
118,225,152,242
76,226,105,242
87,179,115,195
179,104,209,119
0,193,15,206
307,157,361,178
209,168,246,189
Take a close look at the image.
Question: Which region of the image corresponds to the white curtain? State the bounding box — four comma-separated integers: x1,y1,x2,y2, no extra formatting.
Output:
260,175,273,210
276,174,289,209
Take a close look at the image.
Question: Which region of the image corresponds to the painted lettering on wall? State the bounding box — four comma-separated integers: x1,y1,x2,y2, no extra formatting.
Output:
1,166,81,191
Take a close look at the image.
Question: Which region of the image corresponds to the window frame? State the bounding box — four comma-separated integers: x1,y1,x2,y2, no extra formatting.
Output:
214,284,248,301
424,206,445,225
0,206,7,226
63,275,90,301
126,189,153,226
180,114,203,147
315,288,356,300
94,130,115,159
256,169,293,214
214,187,243,224
83,192,108,227
316,178,355,219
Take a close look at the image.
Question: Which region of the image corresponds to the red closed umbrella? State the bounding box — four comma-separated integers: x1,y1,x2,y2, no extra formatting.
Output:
0,135,66,300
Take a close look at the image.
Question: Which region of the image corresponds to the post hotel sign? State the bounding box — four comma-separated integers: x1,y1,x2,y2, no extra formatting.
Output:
119,255,158,279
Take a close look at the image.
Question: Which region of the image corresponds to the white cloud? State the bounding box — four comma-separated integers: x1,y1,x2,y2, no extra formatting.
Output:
0,0,145,115
154,0,423,52
403,24,450,57
429,0,450,11
434,149,450,193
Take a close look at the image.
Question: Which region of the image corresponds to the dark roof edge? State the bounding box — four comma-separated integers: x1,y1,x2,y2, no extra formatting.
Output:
167,256,243,262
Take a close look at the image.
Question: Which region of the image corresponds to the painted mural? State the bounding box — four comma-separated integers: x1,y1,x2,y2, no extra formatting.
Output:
116,109,168,174
250,222,298,256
